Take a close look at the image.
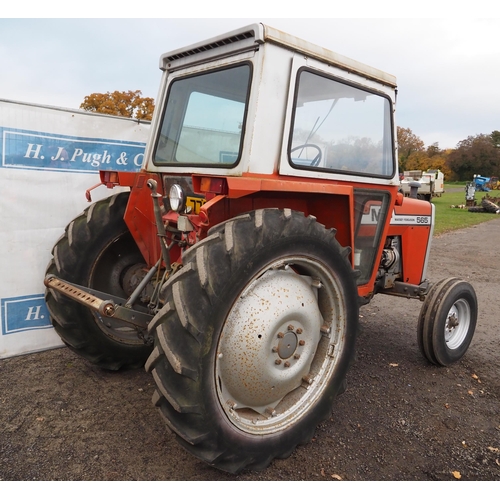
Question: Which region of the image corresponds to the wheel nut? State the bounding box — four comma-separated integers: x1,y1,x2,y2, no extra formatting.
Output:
287,324,294,331
284,361,290,368
299,340,305,346
265,407,276,417
294,354,300,359
275,359,282,365
312,279,322,288
277,332,284,338
272,346,278,353
296,328,303,334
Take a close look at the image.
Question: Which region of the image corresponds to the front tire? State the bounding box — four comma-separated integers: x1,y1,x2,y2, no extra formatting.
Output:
417,278,477,366
145,209,359,473
45,192,153,370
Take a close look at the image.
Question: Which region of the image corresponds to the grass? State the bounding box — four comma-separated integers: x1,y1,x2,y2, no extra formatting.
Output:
432,183,500,235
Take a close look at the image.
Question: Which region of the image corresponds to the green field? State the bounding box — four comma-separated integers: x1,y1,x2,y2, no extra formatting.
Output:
431,183,499,235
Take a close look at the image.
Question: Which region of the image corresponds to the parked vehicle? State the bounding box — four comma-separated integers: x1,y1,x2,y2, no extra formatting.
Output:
488,176,500,190
44,23,478,473
473,175,492,192
400,169,445,201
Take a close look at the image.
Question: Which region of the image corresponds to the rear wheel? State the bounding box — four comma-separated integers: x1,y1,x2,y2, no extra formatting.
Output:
145,209,359,473
45,192,153,370
417,278,477,366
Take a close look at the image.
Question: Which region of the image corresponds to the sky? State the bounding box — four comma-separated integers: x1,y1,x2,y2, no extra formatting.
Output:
2,6,500,150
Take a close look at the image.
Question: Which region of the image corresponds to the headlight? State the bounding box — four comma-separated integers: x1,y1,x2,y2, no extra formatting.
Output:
169,184,185,213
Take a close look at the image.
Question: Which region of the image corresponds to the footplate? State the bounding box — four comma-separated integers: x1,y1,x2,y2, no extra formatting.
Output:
44,275,153,329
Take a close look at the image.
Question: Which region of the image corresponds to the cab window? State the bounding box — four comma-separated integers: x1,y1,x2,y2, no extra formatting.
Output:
154,64,251,166
289,69,394,178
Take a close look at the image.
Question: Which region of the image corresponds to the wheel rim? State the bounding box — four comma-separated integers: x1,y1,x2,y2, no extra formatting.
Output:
444,298,471,350
215,256,347,435
89,232,148,344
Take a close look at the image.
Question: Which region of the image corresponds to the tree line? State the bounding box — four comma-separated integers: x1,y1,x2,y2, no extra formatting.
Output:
398,127,500,181
80,90,154,121
80,91,499,182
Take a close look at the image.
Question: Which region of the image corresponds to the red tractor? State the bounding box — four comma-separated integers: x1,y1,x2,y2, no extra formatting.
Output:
44,24,478,473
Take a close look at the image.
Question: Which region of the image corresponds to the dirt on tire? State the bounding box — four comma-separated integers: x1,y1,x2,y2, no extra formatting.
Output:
1,218,500,481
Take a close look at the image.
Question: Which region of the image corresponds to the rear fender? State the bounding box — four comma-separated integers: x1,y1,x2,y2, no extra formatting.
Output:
197,191,355,262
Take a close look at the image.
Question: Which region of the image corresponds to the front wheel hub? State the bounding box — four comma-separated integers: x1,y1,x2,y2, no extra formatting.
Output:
445,299,471,349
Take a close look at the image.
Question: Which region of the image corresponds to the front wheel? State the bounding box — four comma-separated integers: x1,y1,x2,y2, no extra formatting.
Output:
145,209,359,473
417,278,477,366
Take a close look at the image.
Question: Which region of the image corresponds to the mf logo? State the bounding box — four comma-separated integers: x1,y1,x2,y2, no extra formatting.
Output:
360,202,382,225
1,294,52,335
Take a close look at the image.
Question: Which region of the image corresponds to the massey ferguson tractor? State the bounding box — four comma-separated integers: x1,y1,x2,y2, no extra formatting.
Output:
44,24,478,473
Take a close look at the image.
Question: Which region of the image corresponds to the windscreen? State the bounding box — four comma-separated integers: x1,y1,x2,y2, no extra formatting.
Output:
289,69,395,178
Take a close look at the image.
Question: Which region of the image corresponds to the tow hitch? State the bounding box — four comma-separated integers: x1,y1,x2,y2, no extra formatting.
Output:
44,275,154,331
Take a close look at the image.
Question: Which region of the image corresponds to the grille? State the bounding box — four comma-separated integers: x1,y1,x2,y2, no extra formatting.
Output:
164,30,256,63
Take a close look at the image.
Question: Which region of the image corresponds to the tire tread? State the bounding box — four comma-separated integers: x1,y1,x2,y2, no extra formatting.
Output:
44,192,152,370
147,208,358,473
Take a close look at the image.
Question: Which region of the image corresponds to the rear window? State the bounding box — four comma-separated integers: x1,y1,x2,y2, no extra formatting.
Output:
153,64,252,167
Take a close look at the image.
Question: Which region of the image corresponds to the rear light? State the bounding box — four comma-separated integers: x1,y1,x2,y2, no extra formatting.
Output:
100,171,120,185
199,177,228,195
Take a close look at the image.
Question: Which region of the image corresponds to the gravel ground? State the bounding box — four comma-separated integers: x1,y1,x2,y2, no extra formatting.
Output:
1,217,499,481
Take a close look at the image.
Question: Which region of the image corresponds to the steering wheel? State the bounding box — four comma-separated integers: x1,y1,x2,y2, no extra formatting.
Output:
290,144,322,167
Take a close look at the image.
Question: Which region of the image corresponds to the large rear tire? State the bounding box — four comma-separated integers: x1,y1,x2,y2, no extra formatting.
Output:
145,209,359,473
45,192,153,370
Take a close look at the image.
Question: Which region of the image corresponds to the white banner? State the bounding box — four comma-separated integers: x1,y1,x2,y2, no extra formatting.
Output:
0,99,149,359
